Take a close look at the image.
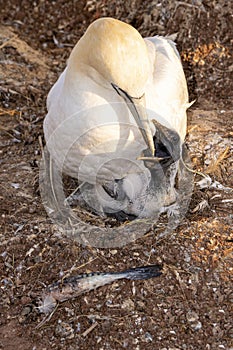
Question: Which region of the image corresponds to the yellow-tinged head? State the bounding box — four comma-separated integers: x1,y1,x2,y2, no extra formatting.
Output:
68,17,151,98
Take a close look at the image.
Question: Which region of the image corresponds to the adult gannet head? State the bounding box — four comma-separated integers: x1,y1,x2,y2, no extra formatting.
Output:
68,17,155,155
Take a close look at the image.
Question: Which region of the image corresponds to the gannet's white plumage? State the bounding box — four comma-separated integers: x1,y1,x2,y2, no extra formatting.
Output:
44,18,191,219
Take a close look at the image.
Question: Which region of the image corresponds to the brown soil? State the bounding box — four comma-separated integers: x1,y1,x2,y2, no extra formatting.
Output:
0,1,232,350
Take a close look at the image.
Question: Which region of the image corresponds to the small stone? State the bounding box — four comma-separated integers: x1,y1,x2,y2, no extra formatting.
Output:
186,310,202,331
228,328,233,338
136,300,146,311
21,305,32,316
228,292,233,303
29,206,36,214
11,183,20,189
143,331,153,342
55,321,75,339
121,298,135,311
186,310,199,323
133,252,139,256
142,332,153,343
110,249,118,255
191,321,202,331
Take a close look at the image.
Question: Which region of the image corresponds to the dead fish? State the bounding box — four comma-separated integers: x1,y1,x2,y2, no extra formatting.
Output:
39,264,162,314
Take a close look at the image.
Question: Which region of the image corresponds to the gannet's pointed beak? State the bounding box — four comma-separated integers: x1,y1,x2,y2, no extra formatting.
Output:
112,83,155,156
138,119,181,165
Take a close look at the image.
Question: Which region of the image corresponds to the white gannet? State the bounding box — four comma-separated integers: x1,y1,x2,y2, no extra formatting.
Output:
44,17,191,219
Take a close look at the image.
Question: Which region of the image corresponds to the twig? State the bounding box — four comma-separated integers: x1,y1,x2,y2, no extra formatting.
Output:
0,35,17,49
0,107,18,116
82,322,98,337
35,303,59,329
206,146,230,174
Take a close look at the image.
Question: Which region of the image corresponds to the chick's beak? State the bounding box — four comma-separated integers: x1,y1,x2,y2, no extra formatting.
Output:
112,83,155,156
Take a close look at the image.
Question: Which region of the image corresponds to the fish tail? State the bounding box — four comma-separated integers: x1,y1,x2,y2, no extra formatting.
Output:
122,264,162,280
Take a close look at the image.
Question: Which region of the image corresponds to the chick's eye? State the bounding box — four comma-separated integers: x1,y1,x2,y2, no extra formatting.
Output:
172,134,180,144
103,183,118,199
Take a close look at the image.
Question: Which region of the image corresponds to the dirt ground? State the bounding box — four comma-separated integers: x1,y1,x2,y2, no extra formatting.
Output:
0,1,233,349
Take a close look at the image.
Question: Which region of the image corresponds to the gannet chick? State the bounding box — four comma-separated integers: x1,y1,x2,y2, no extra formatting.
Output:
44,17,191,219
